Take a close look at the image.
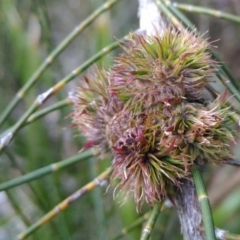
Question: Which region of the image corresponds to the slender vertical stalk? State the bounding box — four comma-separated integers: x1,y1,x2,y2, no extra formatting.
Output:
192,166,216,240
140,201,163,240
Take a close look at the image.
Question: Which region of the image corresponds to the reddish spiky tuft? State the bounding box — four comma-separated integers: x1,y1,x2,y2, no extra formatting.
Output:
71,28,234,210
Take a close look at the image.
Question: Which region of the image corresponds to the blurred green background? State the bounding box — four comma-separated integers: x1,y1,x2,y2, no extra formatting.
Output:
0,0,240,239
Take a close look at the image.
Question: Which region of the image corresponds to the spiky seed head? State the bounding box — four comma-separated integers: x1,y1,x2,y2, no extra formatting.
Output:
109,28,216,115
71,28,234,210
71,69,119,158
162,96,234,164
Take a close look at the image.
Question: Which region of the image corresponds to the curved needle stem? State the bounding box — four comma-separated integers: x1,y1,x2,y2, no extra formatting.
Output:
0,38,123,154
170,2,240,24
18,168,112,240
0,150,92,191
0,0,121,127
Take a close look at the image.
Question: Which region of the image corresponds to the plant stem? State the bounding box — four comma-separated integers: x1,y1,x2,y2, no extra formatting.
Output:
17,168,112,240
192,166,216,240
155,0,182,29
0,0,121,128
170,2,240,24
217,73,240,103
0,150,92,191
140,201,163,240
111,212,150,240
0,99,71,155
0,38,123,154
4,150,63,237
0,98,71,143
165,1,194,28
25,98,72,125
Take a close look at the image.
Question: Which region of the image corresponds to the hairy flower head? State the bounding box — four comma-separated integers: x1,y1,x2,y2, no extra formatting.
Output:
71,28,234,210
71,69,120,157
109,28,216,114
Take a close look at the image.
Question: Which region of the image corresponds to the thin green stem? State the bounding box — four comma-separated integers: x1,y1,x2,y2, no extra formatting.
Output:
0,150,92,191
217,73,240,103
17,168,112,240
0,0,121,127
35,0,53,52
0,38,123,154
3,188,30,227
170,2,240,24
155,0,182,29
4,150,62,236
4,149,50,208
3,188,42,240
164,1,194,28
192,166,216,240
111,212,150,240
140,201,163,240
0,98,71,141
25,98,72,125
